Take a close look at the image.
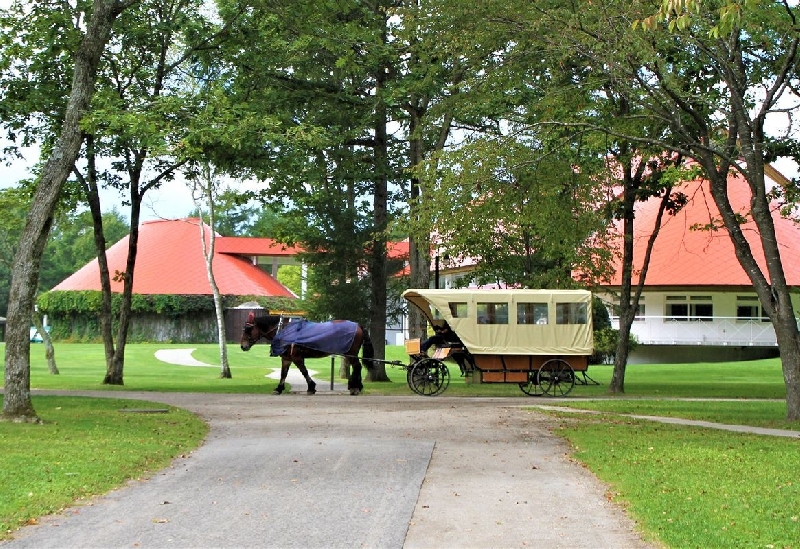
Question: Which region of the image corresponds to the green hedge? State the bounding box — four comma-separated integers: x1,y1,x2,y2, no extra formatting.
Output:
38,291,300,317
37,291,302,343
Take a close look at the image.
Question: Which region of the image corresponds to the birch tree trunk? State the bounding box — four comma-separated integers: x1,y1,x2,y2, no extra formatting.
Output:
192,166,231,378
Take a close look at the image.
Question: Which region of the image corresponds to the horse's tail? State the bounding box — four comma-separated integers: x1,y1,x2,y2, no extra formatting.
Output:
361,326,375,370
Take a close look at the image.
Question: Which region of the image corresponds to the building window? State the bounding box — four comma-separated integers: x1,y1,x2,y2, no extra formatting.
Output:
611,298,645,321
477,302,509,324
665,295,713,321
517,303,548,324
556,302,588,324
736,295,770,322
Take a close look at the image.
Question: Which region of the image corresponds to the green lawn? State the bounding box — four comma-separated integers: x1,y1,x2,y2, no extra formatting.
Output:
2,342,800,547
12,342,790,400
0,394,207,539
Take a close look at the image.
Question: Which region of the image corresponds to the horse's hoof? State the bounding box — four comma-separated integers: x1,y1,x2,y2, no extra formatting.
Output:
307,389,316,395
349,388,361,396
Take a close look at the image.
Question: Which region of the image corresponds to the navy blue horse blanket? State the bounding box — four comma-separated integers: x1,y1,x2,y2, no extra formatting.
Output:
270,319,359,357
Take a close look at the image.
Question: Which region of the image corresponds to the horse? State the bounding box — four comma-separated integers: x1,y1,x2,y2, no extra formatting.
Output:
240,312,374,395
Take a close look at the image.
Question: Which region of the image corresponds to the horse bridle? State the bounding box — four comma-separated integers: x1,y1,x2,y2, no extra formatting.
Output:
243,315,284,345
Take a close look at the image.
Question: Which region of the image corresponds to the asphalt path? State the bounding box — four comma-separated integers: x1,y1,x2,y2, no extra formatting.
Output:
2,390,656,549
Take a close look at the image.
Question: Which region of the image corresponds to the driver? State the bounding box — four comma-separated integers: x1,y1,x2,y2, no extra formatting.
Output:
420,321,471,375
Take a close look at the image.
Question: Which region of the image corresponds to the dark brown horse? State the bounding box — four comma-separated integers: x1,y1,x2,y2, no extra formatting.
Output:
240,312,374,395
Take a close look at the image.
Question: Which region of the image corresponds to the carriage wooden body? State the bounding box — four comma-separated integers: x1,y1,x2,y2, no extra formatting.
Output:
402,289,595,396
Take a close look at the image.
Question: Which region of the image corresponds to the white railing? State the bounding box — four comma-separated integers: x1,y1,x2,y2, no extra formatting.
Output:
609,316,780,347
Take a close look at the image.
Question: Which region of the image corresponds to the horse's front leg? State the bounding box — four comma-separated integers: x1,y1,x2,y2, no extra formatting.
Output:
294,360,317,395
273,358,291,395
348,357,363,396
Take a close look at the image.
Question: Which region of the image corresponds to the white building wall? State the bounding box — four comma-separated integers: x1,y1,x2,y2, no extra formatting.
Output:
604,290,800,347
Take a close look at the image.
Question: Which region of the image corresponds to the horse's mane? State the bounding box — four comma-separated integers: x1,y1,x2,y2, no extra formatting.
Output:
254,315,283,329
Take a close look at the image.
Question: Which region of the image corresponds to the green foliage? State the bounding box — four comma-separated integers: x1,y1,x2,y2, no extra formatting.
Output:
592,296,612,331
303,264,371,324
38,291,291,317
412,136,615,289
0,186,33,315
591,327,639,365
276,265,302,296
187,188,258,236
0,2,83,147
634,0,764,37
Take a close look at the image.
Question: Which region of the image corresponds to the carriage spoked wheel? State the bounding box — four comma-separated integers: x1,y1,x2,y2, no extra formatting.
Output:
408,357,450,396
538,358,576,397
518,370,545,396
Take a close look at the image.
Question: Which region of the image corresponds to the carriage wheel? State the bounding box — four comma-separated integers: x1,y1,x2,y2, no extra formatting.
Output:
519,370,545,396
408,358,450,396
539,359,576,397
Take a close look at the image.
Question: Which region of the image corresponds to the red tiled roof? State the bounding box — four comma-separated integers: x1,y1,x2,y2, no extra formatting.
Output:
387,240,409,259
606,169,800,287
216,236,303,256
52,218,295,297
215,236,409,259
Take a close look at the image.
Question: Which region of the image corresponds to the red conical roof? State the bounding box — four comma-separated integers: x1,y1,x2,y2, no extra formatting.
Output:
52,218,295,297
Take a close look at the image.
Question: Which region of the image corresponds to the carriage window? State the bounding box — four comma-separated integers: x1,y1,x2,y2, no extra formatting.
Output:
448,302,468,318
556,302,588,324
517,303,548,325
477,302,509,324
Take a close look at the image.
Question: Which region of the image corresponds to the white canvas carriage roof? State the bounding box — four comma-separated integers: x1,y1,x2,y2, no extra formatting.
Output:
403,289,593,356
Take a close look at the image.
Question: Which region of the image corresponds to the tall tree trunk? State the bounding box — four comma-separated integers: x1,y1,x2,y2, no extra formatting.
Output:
31,311,58,375
706,161,800,420
608,179,636,394
609,163,675,393
407,108,431,341
405,89,454,340
104,175,143,385
367,40,390,382
2,0,129,422
77,135,117,369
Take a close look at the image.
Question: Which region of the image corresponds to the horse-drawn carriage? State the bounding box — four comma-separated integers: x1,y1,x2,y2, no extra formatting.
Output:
403,288,595,397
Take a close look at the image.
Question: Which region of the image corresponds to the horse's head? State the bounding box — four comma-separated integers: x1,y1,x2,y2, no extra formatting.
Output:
240,312,280,351
241,312,261,351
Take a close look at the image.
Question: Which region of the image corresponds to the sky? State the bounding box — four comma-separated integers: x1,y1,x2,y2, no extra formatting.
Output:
0,142,201,223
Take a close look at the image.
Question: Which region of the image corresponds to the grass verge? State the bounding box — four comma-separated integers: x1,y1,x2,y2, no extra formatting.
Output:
0,395,208,540
546,412,800,548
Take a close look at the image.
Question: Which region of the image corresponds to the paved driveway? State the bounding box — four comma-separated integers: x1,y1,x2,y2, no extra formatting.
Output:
3,392,655,549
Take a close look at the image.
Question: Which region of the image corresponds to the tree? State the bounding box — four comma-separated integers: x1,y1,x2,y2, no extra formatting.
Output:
187,189,258,236
190,163,232,379
2,0,134,423
605,157,692,392
501,0,800,418
75,0,231,385
412,135,615,290
207,0,402,379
